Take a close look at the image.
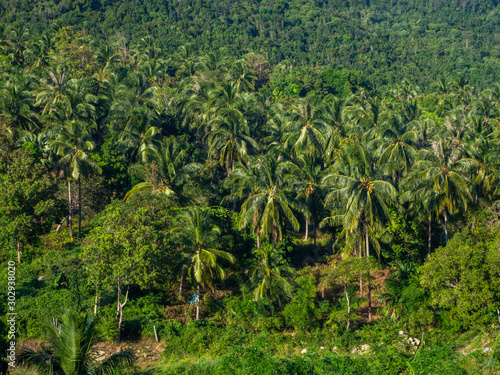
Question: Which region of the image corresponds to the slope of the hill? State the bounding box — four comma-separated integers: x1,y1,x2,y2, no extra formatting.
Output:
1,0,500,88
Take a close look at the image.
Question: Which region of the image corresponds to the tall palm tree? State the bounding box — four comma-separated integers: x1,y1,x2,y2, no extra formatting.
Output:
19,311,134,375
373,113,418,186
322,143,398,321
0,73,39,139
231,155,303,248
322,143,398,258
125,136,201,202
51,122,102,239
401,139,471,245
283,98,331,159
207,110,258,176
171,207,236,320
281,153,326,250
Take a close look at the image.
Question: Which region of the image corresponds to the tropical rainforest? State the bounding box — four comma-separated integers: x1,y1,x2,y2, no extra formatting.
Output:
1,0,500,374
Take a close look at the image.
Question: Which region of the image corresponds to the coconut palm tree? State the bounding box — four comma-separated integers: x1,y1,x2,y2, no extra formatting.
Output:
18,311,134,375
373,113,418,186
125,136,201,203
281,153,326,250
322,143,398,259
243,244,294,307
231,155,303,248
0,73,39,138
322,143,398,321
207,109,258,176
402,139,472,245
283,98,331,159
51,122,102,239
171,207,236,320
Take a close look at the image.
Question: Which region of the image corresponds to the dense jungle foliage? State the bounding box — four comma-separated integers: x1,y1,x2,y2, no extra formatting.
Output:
1,3,500,373
2,0,500,88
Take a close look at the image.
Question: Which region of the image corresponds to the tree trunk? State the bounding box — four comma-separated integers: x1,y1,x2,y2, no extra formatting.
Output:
256,226,260,249
365,223,370,257
56,216,68,233
365,223,372,323
196,283,200,321
116,278,129,342
68,179,73,239
178,269,185,300
272,228,277,249
367,275,372,323
231,159,235,212
253,210,260,249
345,286,351,331
428,215,432,257
94,288,99,315
443,208,448,245
17,238,22,265
304,218,309,242
78,178,82,240
359,243,363,298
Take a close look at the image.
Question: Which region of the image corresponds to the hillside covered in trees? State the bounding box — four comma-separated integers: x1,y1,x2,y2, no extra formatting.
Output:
1,2,500,374
2,0,500,88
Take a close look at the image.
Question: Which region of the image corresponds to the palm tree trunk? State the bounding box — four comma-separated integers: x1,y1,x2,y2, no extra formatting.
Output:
359,243,363,298
345,285,351,331
256,226,260,249
313,220,317,251
272,228,277,249
17,238,22,265
443,208,448,245
253,210,260,249
68,178,73,239
367,275,372,323
196,283,200,321
304,218,309,242
365,223,372,323
78,178,82,240
231,159,235,212
428,215,432,257
365,223,370,257
94,287,99,315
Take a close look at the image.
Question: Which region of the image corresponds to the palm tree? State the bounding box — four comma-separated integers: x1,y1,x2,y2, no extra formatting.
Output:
227,59,256,93
4,21,32,67
207,109,258,176
402,140,471,245
117,123,161,163
108,71,159,134
373,113,418,186
281,153,326,251
51,122,102,239
283,98,331,159
19,311,134,375
231,155,303,248
462,137,500,202
400,179,438,257
322,143,398,321
171,207,236,320
125,136,201,203
0,73,39,139
243,245,294,307
322,143,397,258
